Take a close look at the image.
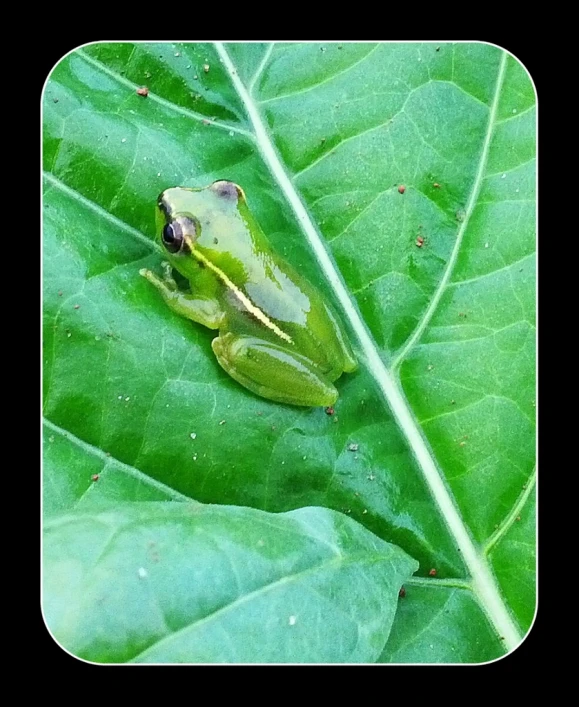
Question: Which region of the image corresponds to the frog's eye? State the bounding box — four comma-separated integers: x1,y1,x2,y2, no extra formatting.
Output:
211,180,245,201
162,222,184,253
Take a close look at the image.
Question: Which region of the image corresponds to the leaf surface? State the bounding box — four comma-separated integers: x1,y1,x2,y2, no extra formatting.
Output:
43,42,536,662
44,502,417,663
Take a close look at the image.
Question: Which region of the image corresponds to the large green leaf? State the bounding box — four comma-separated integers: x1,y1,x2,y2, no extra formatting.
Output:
43,41,536,663
44,502,417,663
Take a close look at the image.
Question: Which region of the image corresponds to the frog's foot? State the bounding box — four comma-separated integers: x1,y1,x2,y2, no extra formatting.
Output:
161,261,177,288
140,267,222,329
211,333,338,407
140,261,177,291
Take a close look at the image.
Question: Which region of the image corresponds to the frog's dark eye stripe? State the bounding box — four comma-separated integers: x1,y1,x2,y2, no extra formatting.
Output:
162,222,183,253
157,197,170,218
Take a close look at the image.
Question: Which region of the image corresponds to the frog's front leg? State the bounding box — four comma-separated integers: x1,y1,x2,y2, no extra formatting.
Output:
211,333,338,406
140,266,223,329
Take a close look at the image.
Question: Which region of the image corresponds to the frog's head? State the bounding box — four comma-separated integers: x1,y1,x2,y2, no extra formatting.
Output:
156,180,246,276
157,181,246,252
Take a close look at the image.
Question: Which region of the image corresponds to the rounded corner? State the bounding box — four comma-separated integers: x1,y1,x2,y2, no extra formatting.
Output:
479,41,538,102
483,599,538,665
505,599,538,657
41,41,106,100
40,599,103,666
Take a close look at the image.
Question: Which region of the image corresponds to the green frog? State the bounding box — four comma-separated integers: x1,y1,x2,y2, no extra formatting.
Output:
140,180,357,406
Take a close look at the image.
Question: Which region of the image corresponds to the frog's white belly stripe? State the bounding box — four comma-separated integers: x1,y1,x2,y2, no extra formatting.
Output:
190,243,293,344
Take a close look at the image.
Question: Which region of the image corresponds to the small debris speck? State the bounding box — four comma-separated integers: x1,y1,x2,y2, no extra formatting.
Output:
427,364,434,371
367,474,375,481
516,516,521,521
190,432,197,440
362,509,368,515
347,443,359,452
174,52,181,57
219,420,226,425
49,436,54,443
433,182,441,188
121,138,127,143
58,291,63,296
73,304,80,309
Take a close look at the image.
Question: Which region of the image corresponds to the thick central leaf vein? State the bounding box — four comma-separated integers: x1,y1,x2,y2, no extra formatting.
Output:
214,42,521,650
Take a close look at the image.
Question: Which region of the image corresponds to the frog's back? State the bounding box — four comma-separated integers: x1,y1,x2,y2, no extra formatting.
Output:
193,191,355,376
217,250,351,378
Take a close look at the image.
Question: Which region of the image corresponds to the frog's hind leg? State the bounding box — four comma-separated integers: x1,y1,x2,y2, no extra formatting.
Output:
324,303,358,373
211,333,338,407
